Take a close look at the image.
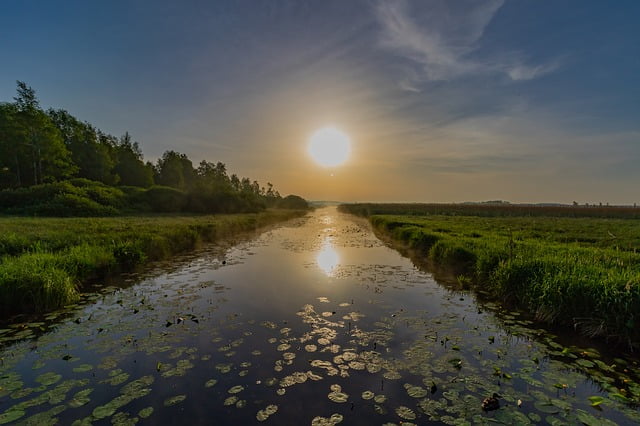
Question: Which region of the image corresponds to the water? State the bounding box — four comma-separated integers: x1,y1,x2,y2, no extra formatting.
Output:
1,207,639,425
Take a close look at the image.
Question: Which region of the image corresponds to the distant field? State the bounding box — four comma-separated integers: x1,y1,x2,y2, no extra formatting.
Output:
0,210,306,317
339,203,640,347
344,202,640,219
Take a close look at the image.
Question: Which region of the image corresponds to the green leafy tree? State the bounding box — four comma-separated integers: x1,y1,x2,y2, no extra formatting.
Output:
113,132,154,187
48,109,118,185
3,81,76,187
155,150,195,190
0,102,24,188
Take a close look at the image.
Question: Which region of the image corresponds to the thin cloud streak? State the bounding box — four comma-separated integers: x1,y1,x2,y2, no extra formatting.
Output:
374,0,557,87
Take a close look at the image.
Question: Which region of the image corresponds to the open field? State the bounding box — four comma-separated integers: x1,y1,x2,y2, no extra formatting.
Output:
339,203,640,347
0,209,306,316
343,202,640,219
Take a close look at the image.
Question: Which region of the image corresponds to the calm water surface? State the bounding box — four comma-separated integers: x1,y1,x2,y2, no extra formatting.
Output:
1,207,639,425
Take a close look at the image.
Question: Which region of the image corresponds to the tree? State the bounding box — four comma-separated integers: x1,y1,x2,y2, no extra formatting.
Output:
0,103,24,188
155,150,194,190
48,109,118,185
4,81,76,187
113,132,153,187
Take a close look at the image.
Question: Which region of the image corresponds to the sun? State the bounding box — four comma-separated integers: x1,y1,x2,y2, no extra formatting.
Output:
308,126,351,167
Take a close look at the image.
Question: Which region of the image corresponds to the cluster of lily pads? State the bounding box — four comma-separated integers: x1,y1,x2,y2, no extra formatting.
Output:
2,211,640,425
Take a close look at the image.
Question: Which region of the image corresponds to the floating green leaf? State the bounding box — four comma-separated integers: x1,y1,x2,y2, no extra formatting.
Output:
0,408,25,424
164,394,186,407
588,396,604,407
72,364,93,373
395,405,416,420
138,407,153,419
36,372,62,386
362,391,374,400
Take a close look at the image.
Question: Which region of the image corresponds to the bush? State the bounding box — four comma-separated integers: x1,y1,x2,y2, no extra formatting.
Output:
278,194,308,210
32,193,119,216
140,186,188,212
0,179,125,216
69,178,126,207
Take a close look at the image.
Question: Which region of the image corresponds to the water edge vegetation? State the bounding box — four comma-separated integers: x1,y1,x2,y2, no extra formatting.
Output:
0,209,307,317
339,203,640,348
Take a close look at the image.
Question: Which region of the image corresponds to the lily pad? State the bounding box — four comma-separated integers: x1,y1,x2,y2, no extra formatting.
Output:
256,405,278,422
72,364,93,373
588,396,604,407
395,405,416,420
362,391,375,400
0,408,25,424
534,401,560,414
228,385,244,394
138,407,153,419
224,396,238,406
406,385,428,398
68,388,93,408
328,391,349,403
164,394,186,407
36,372,62,386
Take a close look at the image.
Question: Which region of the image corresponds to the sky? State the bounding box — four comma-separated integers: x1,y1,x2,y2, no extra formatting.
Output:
1,0,639,204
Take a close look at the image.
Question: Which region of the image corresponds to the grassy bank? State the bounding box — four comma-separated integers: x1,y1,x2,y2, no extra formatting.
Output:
339,204,640,347
0,209,306,316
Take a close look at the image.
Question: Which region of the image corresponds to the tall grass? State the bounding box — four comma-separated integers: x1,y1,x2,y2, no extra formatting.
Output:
0,210,306,316
353,210,640,347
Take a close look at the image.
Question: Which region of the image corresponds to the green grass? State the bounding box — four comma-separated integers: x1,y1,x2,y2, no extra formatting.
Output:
343,202,640,219
340,205,640,347
0,210,306,316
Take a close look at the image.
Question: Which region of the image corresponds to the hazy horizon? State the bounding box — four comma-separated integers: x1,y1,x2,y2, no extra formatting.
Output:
2,1,638,204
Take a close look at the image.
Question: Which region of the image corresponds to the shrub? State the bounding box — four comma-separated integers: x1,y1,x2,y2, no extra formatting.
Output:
0,179,124,216
278,194,308,210
140,186,188,212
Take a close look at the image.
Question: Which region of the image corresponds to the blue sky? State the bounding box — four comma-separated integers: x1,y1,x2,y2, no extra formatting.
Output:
1,0,638,203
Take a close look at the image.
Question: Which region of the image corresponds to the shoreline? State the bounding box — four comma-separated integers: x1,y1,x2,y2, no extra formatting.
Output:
0,209,308,318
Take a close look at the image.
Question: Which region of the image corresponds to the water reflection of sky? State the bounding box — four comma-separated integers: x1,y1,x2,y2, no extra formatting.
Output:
316,239,339,276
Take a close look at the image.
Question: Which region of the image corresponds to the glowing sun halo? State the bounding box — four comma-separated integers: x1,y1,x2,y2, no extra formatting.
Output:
308,127,351,167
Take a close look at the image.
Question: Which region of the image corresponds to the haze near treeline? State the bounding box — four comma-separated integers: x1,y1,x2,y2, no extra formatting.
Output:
1,0,638,204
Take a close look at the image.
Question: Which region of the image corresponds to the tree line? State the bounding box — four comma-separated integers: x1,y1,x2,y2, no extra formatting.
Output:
0,81,306,215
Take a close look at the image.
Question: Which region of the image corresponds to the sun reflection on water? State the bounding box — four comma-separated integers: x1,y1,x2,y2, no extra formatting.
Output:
320,215,334,225
316,240,339,277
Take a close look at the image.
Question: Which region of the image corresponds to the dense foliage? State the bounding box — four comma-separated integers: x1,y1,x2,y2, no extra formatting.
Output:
0,81,302,215
340,204,640,347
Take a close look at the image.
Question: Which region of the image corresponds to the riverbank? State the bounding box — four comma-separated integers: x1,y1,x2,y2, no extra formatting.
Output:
0,209,307,317
339,204,640,347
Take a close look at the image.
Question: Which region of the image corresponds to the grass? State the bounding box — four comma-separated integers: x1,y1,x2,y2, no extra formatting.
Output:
0,210,306,316
344,202,640,219
339,204,640,347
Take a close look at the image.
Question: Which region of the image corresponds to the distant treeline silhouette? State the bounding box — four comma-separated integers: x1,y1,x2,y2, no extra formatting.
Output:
0,81,306,215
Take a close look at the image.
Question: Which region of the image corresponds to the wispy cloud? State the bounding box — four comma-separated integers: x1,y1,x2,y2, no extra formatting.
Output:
374,0,558,88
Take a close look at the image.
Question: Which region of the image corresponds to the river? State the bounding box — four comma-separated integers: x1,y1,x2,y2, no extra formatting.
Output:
0,207,638,425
